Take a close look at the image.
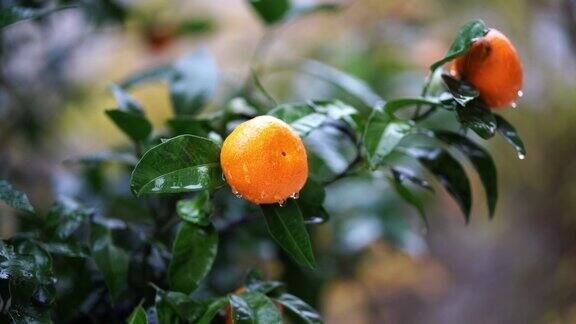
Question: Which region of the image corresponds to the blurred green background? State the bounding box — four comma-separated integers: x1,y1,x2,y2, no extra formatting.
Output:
1,0,576,323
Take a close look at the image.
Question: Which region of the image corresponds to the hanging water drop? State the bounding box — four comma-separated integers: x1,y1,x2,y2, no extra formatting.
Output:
518,153,526,160
517,90,524,97
511,102,518,109
231,188,242,198
290,192,300,200
278,200,286,207
221,173,226,181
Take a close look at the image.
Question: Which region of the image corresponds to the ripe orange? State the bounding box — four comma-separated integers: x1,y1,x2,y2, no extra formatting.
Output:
451,28,523,109
220,115,308,205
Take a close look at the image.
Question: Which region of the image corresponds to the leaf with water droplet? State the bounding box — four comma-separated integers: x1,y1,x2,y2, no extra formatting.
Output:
494,114,526,159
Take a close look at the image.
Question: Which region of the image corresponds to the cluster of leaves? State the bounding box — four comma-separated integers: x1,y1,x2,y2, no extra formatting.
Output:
0,1,528,322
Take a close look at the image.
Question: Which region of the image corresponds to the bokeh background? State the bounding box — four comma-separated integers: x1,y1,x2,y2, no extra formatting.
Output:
1,0,576,323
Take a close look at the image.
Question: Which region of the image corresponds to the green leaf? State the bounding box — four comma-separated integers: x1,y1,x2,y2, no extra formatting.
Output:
168,223,218,294
106,109,153,142
392,176,428,227
167,117,210,137
90,223,129,304
382,97,444,115
39,241,89,258
243,270,284,294
363,107,413,169
391,167,433,191
127,305,148,324
109,84,143,114
64,151,138,167
247,0,290,24
0,180,35,214
0,5,73,29
45,198,93,240
455,99,496,139
130,135,225,196
494,114,526,159
153,288,206,323
176,192,211,226
274,293,322,324
429,19,489,71
197,297,228,324
241,291,282,324
298,179,329,225
120,65,173,89
261,200,316,269
434,131,498,218
404,147,472,222
229,294,255,324
441,74,479,107
300,60,384,108
288,3,341,18
170,48,218,116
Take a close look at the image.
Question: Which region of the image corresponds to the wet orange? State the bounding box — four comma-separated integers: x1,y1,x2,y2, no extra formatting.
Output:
451,28,523,109
220,115,308,205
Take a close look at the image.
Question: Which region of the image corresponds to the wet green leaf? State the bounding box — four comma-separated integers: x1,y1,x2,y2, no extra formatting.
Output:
90,223,129,304
45,198,93,240
391,167,433,191
434,131,498,218
392,176,428,227
455,99,496,139
298,179,329,225
176,192,211,226
430,19,489,71
230,294,254,324
168,223,218,294
127,305,148,324
39,242,89,258
441,74,479,107
130,135,225,196
153,287,206,323
494,114,526,159
261,200,316,269
363,107,413,169
404,147,472,222
0,180,35,214
170,48,218,116
383,97,444,115
247,0,290,24
197,297,228,324
105,109,152,142
273,293,322,324
241,291,282,324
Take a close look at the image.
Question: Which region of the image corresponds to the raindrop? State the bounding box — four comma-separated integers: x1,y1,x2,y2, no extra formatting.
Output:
517,90,524,97
289,192,300,200
278,200,286,207
232,188,242,198
511,102,518,109
221,173,226,180
518,153,526,160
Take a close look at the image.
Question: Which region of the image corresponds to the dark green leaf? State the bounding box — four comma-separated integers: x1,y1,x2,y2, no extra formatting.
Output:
261,200,316,269
383,97,444,115
109,84,143,114
300,60,384,108
247,0,290,24
176,192,211,226
392,177,428,227
441,74,479,106
229,294,255,324
128,305,148,324
0,5,73,29
243,270,284,294
170,48,218,116
241,291,282,324
456,99,496,139
105,109,152,142
90,223,129,304
430,19,489,71
130,135,225,196
39,242,89,258
154,288,206,323
274,293,322,324
298,179,329,225
63,151,138,167
0,180,35,214
494,114,526,159
363,107,413,169
434,131,498,218
120,65,173,89
197,297,228,324
404,147,472,222
168,223,218,294
167,117,210,137
45,198,93,240
391,167,433,191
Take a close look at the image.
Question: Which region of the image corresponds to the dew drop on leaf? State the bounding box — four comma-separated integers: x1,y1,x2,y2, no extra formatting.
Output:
518,153,526,160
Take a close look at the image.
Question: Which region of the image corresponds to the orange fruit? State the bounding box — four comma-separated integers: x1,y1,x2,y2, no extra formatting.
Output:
220,115,308,205
451,28,523,109
225,287,283,324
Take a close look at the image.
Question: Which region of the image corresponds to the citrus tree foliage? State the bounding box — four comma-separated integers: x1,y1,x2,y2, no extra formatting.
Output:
0,1,527,323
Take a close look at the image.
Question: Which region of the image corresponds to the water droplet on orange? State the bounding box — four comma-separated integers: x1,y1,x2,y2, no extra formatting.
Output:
290,192,300,200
